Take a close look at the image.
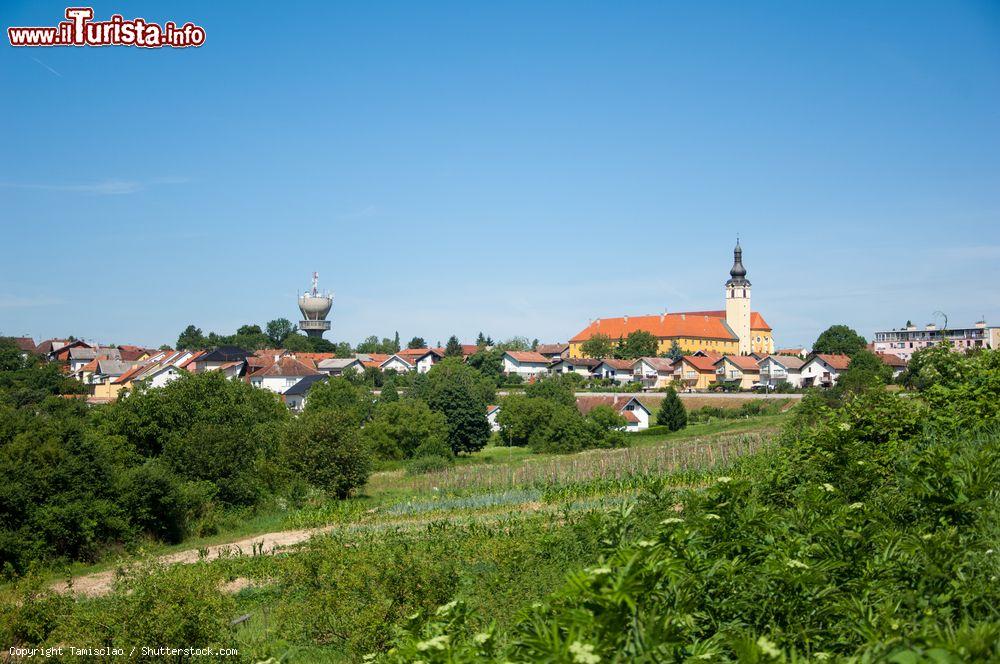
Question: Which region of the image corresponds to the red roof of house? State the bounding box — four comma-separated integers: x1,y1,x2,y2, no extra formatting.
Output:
252,356,320,378
813,354,852,370
8,337,37,353
637,357,677,372
505,351,551,364
878,353,907,367
598,359,635,371
717,355,761,372
681,355,718,372
575,395,633,415
536,343,569,355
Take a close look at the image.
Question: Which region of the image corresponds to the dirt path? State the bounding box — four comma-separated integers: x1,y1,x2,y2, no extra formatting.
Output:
54,503,558,598
54,524,339,597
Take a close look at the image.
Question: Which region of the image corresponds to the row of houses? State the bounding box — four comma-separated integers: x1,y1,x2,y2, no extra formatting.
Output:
500,348,907,390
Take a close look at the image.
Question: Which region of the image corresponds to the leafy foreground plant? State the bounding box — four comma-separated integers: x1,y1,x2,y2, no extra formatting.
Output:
380,392,1000,662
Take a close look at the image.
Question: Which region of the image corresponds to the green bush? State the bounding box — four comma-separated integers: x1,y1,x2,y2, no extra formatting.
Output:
406,455,453,475
362,399,450,460
283,410,372,499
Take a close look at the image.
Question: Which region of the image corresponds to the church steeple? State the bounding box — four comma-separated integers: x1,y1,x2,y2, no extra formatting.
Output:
727,239,750,286
725,239,752,354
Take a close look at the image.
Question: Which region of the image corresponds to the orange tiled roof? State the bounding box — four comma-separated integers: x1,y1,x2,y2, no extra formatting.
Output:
598,358,635,371
717,355,760,371
813,354,852,370
681,355,718,373
571,313,736,343
878,353,907,367
252,356,320,378
505,351,551,364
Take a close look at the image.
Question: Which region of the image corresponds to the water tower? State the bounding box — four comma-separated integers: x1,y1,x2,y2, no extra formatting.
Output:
297,272,333,338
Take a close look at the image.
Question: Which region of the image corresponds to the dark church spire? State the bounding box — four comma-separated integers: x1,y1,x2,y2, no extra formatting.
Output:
726,239,750,286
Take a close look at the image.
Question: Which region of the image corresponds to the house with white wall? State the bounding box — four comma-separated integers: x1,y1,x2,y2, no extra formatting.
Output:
592,359,636,384
283,374,328,412
548,357,600,377
800,354,851,388
380,354,415,373
317,357,365,376
487,404,501,432
250,356,321,394
632,357,677,389
501,351,551,378
713,355,761,389
758,355,806,388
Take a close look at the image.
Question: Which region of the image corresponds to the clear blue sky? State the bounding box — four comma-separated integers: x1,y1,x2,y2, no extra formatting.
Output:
2,1,999,349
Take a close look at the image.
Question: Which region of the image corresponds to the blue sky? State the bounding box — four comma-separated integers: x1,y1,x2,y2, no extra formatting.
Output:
2,1,999,349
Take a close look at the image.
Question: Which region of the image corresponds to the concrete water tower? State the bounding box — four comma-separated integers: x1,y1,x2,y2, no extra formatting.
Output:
298,272,333,338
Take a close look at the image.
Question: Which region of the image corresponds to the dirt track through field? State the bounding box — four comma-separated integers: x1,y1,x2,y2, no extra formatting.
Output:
53,503,555,598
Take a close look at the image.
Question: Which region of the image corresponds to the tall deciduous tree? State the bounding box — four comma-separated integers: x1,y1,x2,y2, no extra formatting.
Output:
266,318,296,346
580,333,613,359
813,325,867,356
618,330,659,360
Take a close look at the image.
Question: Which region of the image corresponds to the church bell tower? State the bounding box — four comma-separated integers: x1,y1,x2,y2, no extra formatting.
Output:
725,240,752,355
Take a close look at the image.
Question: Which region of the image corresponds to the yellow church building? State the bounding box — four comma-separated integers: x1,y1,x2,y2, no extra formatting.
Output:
569,242,774,358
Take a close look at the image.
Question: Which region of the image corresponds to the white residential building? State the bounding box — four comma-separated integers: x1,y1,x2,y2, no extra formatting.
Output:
592,359,636,384
501,351,551,378
632,357,677,389
800,354,851,388
548,357,600,377
757,355,806,388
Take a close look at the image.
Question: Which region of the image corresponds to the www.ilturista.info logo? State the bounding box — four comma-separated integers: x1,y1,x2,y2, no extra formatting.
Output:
8,7,205,48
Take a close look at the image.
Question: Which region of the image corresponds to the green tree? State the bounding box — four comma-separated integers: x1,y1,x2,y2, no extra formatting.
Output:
392,331,401,353
304,377,374,425
617,330,659,360
835,350,892,395
176,325,206,350
656,387,688,431
355,335,383,354
362,399,450,460
97,371,288,458
266,318,296,346
411,359,491,454
379,377,400,404
282,333,313,352
282,410,371,498
524,374,576,408
813,324,867,355
445,335,463,357
664,339,684,361
497,394,556,447
407,336,426,350
580,333,613,359
467,348,504,385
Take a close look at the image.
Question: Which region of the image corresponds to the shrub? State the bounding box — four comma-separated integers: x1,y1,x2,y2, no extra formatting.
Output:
406,455,453,475
283,410,371,499
304,376,375,425
497,394,555,447
362,399,450,460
